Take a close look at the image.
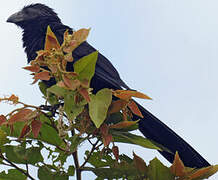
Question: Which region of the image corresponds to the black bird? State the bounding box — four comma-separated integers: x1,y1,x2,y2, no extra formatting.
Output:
7,3,210,168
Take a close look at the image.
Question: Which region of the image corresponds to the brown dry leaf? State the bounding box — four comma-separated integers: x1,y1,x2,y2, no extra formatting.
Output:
112,146,119,161
128,100,143,118
44,26,60,50
8,109,33,125
0,115,7,126
170,152,186,177
114,90,152,100
31,119,42,138
133,152,147,173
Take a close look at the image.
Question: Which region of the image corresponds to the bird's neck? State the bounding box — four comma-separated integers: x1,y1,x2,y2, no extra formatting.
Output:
22,18,72,62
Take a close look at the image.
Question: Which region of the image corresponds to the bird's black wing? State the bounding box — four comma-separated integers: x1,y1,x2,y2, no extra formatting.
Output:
71,41,130,92
71,41,210,168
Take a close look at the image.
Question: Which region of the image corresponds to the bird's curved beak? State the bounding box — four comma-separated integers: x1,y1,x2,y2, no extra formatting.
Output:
7,11,24,23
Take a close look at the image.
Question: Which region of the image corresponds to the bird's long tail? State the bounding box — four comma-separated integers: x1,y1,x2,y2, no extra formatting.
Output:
135,102,210,168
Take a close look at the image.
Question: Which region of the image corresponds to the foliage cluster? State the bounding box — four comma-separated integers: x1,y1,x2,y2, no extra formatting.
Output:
0,26,217,180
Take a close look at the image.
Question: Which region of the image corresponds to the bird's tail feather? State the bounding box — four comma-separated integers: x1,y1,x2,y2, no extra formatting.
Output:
135,102,210,168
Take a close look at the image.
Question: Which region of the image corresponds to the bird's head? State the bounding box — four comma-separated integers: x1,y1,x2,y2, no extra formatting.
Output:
7,3,61,29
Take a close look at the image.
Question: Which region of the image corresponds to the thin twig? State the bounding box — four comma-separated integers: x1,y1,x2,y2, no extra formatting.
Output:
0,154,35,180
71,129,81,180
80,139,100,169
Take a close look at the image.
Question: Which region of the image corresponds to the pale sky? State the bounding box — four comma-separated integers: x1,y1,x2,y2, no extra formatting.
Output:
0,1,218,179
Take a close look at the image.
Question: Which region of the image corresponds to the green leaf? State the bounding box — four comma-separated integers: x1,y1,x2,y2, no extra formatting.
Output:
111,131,161,150
38,81,48,96
69,134,86,153
38,123,62,146
92,162,141,179
47,84,70,97
67,166,75,176
38,166,68,180
147,158,174,180
74,51,98,84
0,169,26,180
89,88,112,128
64,93,85,120
85,151,115,168
5,145,43,165
0,128,9,146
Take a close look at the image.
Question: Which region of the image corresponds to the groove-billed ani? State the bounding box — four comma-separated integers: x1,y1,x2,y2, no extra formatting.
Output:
7,3,210,168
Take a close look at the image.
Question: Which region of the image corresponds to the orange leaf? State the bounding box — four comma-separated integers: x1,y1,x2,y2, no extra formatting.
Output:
23,65,40,72
8,109,33,125
34,71,51,81
44,26,60,50
8,94,19,104
189,166,212,179
112,146,119,161
0,115,7,126
31,119,42,138
78,88,91,102
108,99,128,114
170,152,186,177
133,152,147,173
20,124,31,138
128,100,143,118
110,120,138,129
113,90,152,100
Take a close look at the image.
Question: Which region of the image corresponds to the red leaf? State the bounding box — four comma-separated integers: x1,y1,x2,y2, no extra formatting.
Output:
78,88,91,102
100,124,109,136
8,109,33,125
31,119,42,138
34,71,51,81
112,146,119,161
0,115,7,126
108,99,128,114
170,152,186,177
20,124,31,138
102,134,112,147
128,100,143,118
62,75,75,90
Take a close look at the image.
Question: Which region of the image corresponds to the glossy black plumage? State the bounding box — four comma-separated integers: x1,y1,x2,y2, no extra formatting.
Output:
7,3,210,168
